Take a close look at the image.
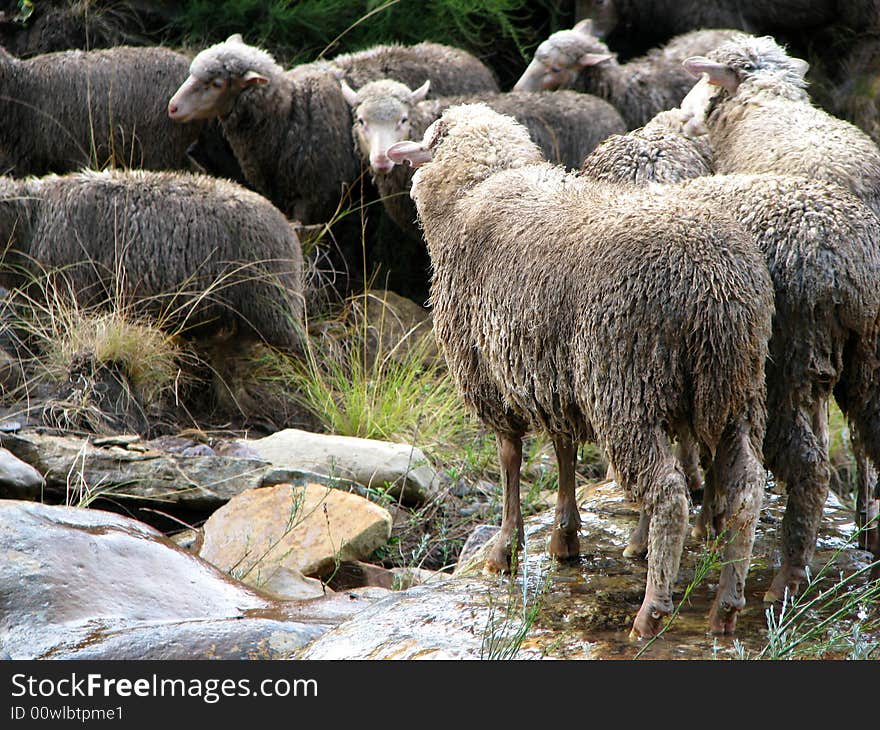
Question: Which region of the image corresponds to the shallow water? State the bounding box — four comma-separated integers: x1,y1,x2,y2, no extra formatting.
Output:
301,479,878,660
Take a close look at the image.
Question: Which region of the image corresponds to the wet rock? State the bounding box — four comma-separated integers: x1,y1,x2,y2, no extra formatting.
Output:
455,524,500,571
0,447,44,492
300,481,875,660
0,500,385,659
240,428,442,504
169,528,203,553
199,483,393,594
181,444,216,457
0,431,294,508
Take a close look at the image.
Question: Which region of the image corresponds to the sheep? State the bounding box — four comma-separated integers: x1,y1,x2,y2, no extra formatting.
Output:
0,169,305,352
682,34,880,217
512,20,738,128
578,107,714,184
0,44,211,176
580,112,880,601
168,34,501,227
327,41,499,96
580,0,841,55
387,103,774,637
340,78,627,237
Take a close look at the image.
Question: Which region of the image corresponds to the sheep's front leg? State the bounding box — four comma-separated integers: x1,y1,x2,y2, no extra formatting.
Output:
631,457,689,639
485,432,524,573
549,436,581,560
623,507,650,558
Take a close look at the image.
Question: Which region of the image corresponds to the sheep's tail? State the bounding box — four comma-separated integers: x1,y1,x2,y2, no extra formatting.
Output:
687,247,773,461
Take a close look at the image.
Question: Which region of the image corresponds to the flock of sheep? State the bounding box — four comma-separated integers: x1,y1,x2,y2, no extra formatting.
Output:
0,9,879,642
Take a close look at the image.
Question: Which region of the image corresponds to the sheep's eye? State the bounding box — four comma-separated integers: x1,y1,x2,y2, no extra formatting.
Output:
211,78,226,89
550,65,562,73
399,116,408,125
356,117,365,126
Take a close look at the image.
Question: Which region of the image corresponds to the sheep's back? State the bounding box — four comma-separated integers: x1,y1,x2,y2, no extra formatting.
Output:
709,96,880,216
331,42,499,96
5,47,200,175
28,171,304,347
580,127,713,184
428,168,771,448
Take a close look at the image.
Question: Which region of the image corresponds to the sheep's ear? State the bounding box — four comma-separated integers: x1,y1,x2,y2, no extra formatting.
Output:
339,80,359,107
227,33,244,44
242,70,269,86
683,56,740,93
791,57,810,78
410,80,431,103
577,52,612,67
573,18,594,35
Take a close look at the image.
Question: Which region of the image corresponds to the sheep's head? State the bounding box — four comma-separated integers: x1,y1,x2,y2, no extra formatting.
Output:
513,19,613,92
388,103,544,200
683,34,809,96
340,78,430,175
168,34,281,122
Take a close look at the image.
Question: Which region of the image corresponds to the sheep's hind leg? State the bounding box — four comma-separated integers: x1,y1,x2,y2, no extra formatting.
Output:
764,404,830,603
852,429,879,554
630,438,689,639
485,432,525,574
549,436,581,560
706,423,765,635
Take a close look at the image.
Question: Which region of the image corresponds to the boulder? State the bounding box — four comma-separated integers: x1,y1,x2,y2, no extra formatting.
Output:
0,430,306,509
241,428,442,504
359,289,440,368
199,483,393,593
0,500,385,659
0,447,44,492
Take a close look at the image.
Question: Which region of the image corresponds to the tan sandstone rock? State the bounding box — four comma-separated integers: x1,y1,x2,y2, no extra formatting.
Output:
199,483,393,594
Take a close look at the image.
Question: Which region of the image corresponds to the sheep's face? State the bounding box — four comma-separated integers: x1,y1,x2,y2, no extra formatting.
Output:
168,70,268,122
675,76,718,136
341,80,430,175
683,35,809,97
513,24,612,92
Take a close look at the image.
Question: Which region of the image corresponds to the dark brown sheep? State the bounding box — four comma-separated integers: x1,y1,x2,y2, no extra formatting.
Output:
581,113,880,599
0,44,207,176
0,170,305,351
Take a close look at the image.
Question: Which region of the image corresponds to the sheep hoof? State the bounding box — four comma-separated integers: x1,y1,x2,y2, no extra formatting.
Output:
483,540,513,574
622,543,647,559
549,529,580,561
631,601,669,639
708,598,742,635
763,566,805,603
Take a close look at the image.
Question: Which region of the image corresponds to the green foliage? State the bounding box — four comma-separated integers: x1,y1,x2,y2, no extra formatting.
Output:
170,0,571,87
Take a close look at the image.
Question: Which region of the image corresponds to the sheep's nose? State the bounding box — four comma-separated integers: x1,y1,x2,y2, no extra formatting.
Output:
371,155,394,174
168,102,179,117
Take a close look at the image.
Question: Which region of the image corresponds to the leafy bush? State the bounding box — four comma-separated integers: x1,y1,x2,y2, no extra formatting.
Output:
170,0,572,88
